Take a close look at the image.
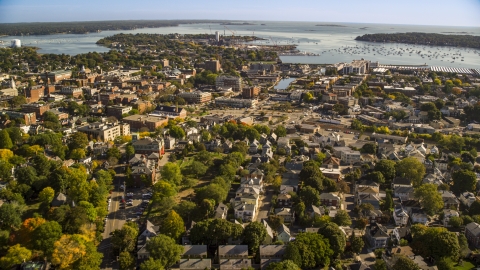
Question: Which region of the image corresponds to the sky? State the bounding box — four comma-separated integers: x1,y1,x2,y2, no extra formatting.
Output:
0,0,479,27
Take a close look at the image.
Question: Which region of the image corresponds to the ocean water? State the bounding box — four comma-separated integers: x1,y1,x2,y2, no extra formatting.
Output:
1,21,480,68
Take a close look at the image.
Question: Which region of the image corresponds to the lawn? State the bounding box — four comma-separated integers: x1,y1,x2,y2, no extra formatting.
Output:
445,257,476,270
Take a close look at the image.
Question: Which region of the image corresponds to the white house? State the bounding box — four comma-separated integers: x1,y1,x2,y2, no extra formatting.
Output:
460,192,477,208
393,205,409,226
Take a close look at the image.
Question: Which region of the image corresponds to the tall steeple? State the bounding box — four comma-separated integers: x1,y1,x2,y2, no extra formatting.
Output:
10,78,16,89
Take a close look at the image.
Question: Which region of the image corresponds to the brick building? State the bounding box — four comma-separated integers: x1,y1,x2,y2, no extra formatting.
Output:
122,114,168,131
21,103,50,117
26,85,45,102
242,86,260,99
178,91,212,104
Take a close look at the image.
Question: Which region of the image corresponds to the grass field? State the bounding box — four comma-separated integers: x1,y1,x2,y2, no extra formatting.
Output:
445,258,476,270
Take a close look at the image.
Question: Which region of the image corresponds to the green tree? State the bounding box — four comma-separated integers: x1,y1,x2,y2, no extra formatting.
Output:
111,222,139,252
140,258,164,270
119,251,136,270
160,162,183,185
146,234,184,268
274,126,287,137
364,171,385,184
183,161,207,178
68,132,88,150
414,184,444,215
107,147,122,160
318,222,346,258
448,216,463,228
195,183,227,204
160,210,185,240
375,160,396,182
333,210,352,226
396,157,426,186
242,222,267,254
374,259,387,270
169,125,186,139
0,203,23,229
0,244,32,269
349,231,364,254
265,260,301,270
360,143,377,154
173,200,196,222
32,221,63,259
0,129,13,149
38,186,55,204
411,226,459,260
299,186,320,206
286,232,333,268
78,201,97,223
392,255,420,270
125,145,135,159
452,170,477,193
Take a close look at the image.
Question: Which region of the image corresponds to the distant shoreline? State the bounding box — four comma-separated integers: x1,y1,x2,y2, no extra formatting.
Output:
315,24,347,27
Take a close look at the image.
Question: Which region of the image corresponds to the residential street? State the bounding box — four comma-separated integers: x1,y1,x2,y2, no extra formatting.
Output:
255,186,274,222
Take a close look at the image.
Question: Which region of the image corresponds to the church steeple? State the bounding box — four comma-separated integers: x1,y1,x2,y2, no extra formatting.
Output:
10,78,16,89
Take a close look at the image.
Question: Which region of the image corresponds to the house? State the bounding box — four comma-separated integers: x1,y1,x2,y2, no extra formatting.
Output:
277,193,292,207
182,245,208,258
465,222,480,248
218,245,248,259
232,202,256,222
51,193,67,207
277,137,291,155
249,139,260,154
320,192,342,207
306,204,325,218
215,203,229,219
365,209,383,224
340,149,361,164
178,259,212,270
274,208,295,223
365,223,389,249
393,186,414,201
262,220,274,244
410,210,428,225
259,245,286,260
357,194,381,210
392,227,412,244
393,204,409,226
443,209,460,227
439,190,460,210
356,180,380,193
281,172,300,192
460,192,478,208
392,177,412,189
137,220,159,261
277,224,291,243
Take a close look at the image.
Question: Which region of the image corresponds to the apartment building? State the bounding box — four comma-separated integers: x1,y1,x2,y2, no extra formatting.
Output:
106,105,132,119
1,110,36,125
21,103,50,117
342,60,369,75
216,76,243,92
122,114,168,131
178,91,212,104
242,86,260,99
77,122,130,142
215,97,257,108
204,60,221,73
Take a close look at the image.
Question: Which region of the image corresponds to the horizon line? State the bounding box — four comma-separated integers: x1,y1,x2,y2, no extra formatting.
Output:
0,19,478,28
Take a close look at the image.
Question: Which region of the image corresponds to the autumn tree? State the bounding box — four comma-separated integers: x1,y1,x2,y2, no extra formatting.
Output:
0,244,32,269
51,234,89,269
38,186,55,205
32,221,63,259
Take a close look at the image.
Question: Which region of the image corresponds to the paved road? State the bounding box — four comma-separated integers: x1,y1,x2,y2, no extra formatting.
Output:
255,186,274,222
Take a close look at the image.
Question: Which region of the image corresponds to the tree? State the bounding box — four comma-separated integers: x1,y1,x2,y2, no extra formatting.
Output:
15,217,46,248
189,219,243,245
265,260,301,270
350,231,364,254
274,126,287,137
414,184,444,215
392,255,420,270
68,132,88,150
470,201,480,216
374,259,387,270
119,251,136,270
160,210,185,240
383,190,394,211
0,203,22,229
411,227,459,260
146,234,184,268
125,144,135,159
140,258,164,270
336,180,350,194
152,180,177,199
169,125,185,139
286,232,333,268
160,162,182,185
318,222,346,258
183,161,207,178
396,157,426,186
242,222,267,254
0,129,13,149
364,171,385,184
448,216,463,228
107,147,122,160
38,186,55,204
361,143,377,154
0,149,13,161
0,244,32,269
195,183,227,204
72,241,103,270
333,210,352,226
303,92,314,103
32,221,63,259
111,222,139,252
375,160,396,182
452,170,477,193
299,186,320,207
51,234,88,269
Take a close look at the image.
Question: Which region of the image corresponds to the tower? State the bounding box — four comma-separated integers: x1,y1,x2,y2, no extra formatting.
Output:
10,78,16,89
